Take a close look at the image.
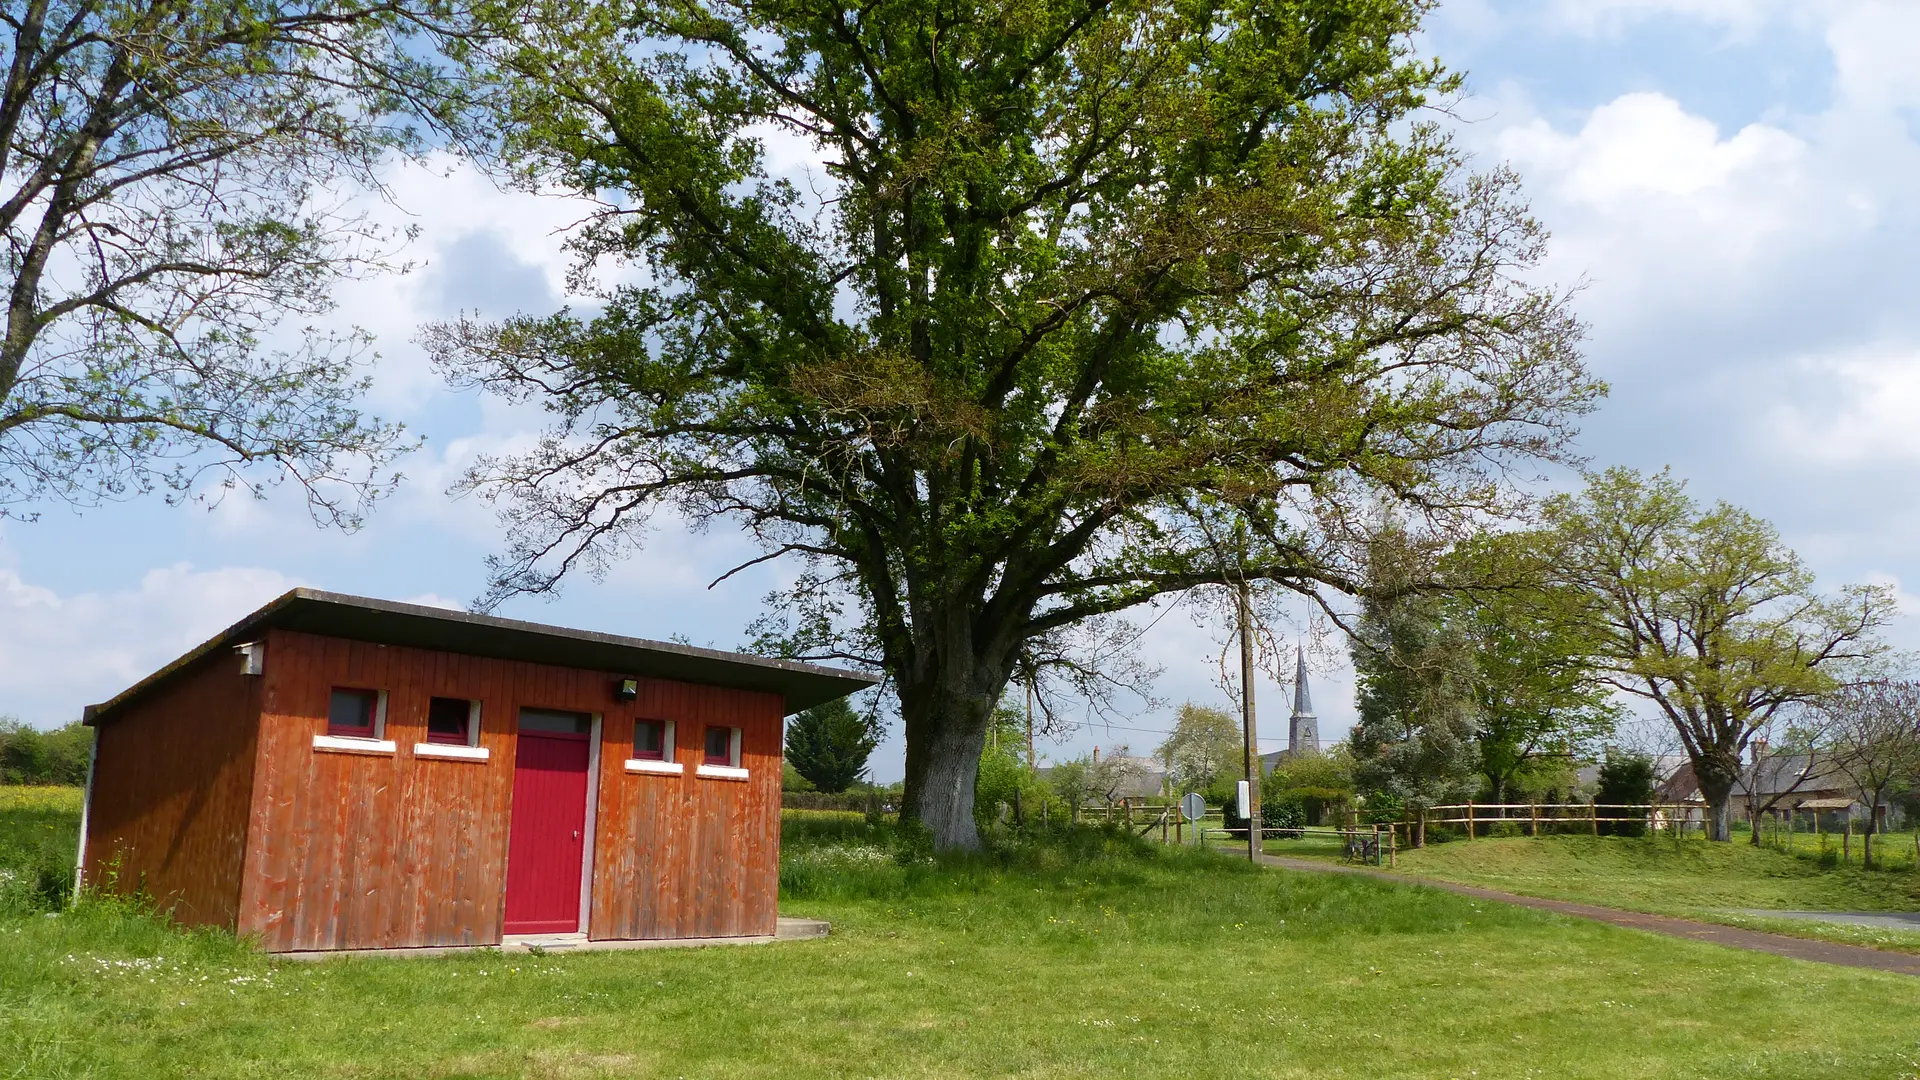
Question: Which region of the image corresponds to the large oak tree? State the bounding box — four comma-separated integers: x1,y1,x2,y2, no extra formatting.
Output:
436,0,1599,848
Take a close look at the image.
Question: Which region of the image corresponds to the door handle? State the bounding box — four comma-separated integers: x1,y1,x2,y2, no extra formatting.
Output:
573,830,581,839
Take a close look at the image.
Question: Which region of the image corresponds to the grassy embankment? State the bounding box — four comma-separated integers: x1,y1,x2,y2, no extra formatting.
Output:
1262,826,1920,954
5,796,1920,1078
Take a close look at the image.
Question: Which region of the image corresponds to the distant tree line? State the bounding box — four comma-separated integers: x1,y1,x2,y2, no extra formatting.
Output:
1343,467,1904,845
0,720,91,785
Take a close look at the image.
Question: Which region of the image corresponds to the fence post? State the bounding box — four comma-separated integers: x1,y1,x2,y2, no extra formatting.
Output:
1589,798,1598,837
1466,801,1475,840
1388,824,1397,869
1530,802,1539,838
1845,819,1852,865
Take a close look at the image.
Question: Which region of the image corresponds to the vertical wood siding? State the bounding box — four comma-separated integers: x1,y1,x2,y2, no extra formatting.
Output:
238,629,783,952
84,653,261,930
589,680,785,940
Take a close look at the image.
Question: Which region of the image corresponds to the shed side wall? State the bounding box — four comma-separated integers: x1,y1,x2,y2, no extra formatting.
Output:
239,629,785,952
84,652,260,929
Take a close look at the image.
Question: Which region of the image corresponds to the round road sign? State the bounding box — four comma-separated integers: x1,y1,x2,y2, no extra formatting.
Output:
1180,792,1206,822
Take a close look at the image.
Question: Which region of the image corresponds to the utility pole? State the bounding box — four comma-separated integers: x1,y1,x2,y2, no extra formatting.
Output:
1025,675,1036,771
1239,580,1261,862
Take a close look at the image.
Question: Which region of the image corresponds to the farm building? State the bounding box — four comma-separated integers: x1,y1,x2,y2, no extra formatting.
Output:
75,589,875,954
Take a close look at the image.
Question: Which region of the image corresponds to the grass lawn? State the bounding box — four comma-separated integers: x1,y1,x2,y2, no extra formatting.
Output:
5,801,1920,1078
0,785,82,913
1264,830,1920,955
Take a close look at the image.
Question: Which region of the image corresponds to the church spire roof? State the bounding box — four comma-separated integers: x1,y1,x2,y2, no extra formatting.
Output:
1291,645,1314,718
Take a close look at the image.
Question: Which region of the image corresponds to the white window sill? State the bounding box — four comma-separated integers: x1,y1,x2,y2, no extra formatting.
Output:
624,758,684,775
696,764,749,781
313,734,396,755
415,743,490,762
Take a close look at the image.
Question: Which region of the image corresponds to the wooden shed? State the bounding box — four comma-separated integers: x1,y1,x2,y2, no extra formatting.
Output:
75,589,875,953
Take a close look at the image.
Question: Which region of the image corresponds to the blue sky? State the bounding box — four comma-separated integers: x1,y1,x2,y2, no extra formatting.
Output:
5,0,1919,782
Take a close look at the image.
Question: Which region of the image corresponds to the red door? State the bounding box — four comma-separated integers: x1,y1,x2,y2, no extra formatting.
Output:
504,730,591,934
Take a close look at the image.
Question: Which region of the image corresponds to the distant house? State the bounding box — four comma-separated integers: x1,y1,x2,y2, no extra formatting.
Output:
77,590,874,954
1657,752,1879,826
1037,746,1167,802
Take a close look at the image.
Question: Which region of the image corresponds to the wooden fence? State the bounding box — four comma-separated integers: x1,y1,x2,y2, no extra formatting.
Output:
1419,802,1702,840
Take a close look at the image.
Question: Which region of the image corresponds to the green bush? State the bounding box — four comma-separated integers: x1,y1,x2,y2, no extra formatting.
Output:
1596,752,1655,837
0,719,92,786
1262,799,1303,833
1219,791,1301,833
1358,792,1405,825
975,747,1051,830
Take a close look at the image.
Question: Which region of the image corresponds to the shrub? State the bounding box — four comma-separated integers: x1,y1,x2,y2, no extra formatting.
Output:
782,789,897,813
0,719,92,786
1220,791,1301,833
974,746,1050,831
1596,752,1655,837
1358,792,1405,825
1262,799,1303,834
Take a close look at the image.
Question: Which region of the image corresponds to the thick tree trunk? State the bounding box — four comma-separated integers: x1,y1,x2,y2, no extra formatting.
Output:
1696,768,1736,842
900,706,992,850
897,647,1009,850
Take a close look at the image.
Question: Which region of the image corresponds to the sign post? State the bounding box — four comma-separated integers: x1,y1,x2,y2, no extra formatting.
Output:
1180,792,1205,846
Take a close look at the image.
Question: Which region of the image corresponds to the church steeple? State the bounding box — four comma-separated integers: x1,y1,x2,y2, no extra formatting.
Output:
1289,645,1319,754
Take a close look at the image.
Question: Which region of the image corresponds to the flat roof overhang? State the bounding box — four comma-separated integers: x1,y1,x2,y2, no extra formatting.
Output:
84,588,878,725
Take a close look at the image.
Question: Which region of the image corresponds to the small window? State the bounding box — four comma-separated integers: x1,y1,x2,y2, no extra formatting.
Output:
328,688,381,738
427,697,477,746
634,719,673,761
704,725,741,767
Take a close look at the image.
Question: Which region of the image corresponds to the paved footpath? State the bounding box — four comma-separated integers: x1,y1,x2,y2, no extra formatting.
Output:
1258,854,1920,977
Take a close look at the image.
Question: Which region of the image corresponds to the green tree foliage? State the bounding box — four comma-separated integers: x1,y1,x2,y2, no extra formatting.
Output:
1347,533,1479,808
974,702,1048,828
1593,751,1654,838
435,0,1599,849
0,0,473,522
1445,534,1620,802
1047,758,1093,822
1156,704,1240,794
1268,746,1354,825
1543,468,1892,841
0,719,91,785
781,760,816,792
785,698,883,793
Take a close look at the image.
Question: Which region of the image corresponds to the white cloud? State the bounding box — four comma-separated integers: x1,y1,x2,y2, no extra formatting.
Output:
0,563,305,727
1826,2,1920,110
1491,91,1834,314
1770,347,1920,464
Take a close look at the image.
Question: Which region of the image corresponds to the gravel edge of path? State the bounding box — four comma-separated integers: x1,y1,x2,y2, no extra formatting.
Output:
1256,854,1920,977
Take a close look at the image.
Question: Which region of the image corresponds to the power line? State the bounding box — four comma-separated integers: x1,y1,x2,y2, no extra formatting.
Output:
1043,717,1338,748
